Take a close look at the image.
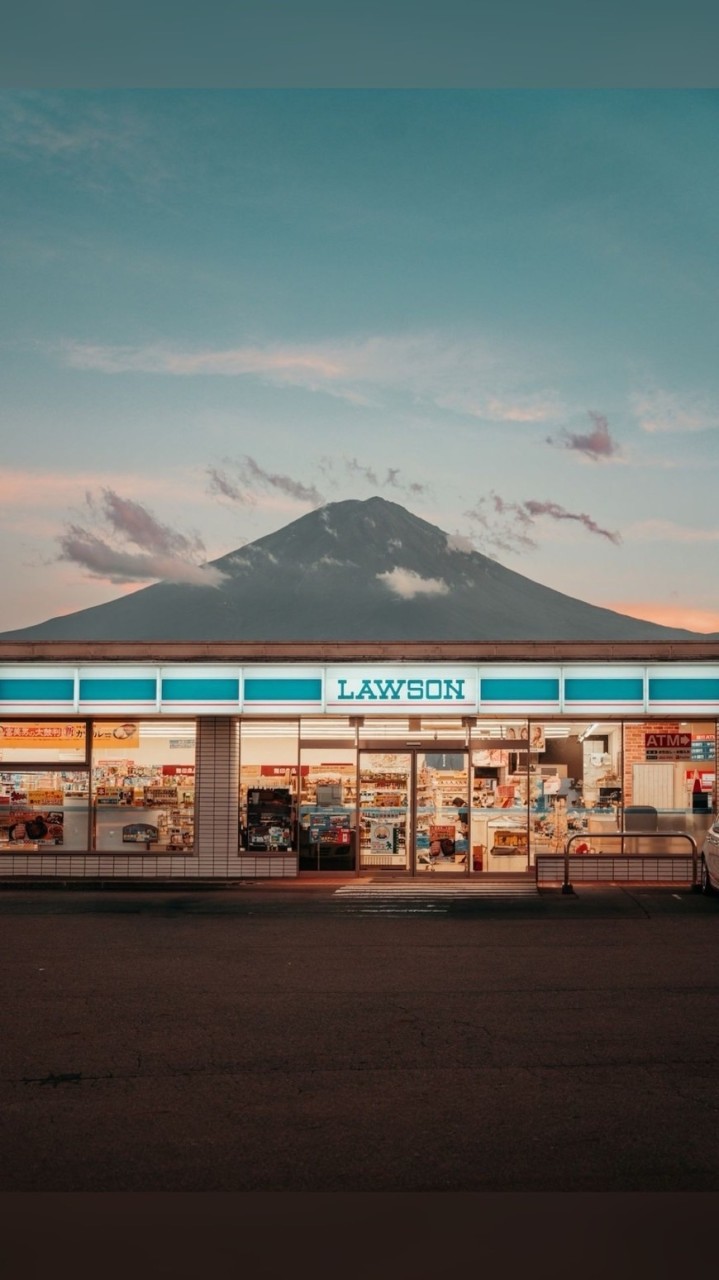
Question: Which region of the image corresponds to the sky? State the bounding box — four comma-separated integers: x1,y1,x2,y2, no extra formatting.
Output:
1,89,718,633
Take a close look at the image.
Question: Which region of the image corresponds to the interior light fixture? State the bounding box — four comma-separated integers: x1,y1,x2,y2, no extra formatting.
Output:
578,723,599,743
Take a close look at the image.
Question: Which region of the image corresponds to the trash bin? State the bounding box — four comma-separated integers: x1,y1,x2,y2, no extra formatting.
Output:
624,805,658,832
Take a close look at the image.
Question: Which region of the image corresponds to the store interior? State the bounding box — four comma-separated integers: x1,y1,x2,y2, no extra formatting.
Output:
1,715,715,866
0,721,196,853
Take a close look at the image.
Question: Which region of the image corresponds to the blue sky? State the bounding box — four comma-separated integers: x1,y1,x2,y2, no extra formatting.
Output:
1,89,718,631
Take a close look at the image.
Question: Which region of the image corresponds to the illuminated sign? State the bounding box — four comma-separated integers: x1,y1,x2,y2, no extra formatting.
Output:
326,667,477,713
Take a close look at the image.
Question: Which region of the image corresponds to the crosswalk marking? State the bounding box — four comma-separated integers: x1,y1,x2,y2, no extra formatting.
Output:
335,879,537,903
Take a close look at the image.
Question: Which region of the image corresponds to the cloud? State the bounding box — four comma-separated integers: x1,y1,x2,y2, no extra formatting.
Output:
465,491,620,552
377,568,450,599
58,528,226,587
324,456,428,497
465,494,538,555
445,533,475,555
522,500,621,544
632,390,718,434
206,466,251,504
435,391,561,423
97,489,204,557
243,457,324,504
0,93,132,159
59,330,559,425
0,93,168,200
206,457,323,507
57,489,226,587
345,458,380,485
546,410,620,461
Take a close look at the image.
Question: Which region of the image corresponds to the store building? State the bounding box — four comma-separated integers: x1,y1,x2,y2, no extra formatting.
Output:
0,643,717,881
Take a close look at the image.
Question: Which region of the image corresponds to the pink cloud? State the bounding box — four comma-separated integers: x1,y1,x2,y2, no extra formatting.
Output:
547,410,620,461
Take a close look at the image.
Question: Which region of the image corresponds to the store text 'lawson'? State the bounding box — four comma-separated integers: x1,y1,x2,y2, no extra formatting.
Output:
335,677,469,702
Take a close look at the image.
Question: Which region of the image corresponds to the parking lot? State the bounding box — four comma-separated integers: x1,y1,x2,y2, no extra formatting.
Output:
1,884,719,1192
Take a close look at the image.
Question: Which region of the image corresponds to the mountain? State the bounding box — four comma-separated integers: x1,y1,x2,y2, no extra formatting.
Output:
0,497,708,643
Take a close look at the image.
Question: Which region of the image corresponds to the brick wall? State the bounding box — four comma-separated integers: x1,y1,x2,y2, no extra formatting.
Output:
623,721,680,803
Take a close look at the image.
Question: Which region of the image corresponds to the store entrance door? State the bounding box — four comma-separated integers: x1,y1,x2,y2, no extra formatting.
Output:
414,750,470,874
357,749,470,875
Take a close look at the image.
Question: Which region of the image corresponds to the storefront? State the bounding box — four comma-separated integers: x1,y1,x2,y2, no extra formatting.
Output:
0,650,717,879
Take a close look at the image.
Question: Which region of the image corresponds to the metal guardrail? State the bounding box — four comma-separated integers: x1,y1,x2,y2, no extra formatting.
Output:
559,829,699,894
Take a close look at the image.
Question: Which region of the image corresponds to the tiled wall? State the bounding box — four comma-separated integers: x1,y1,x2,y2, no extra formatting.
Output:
195,716,240,875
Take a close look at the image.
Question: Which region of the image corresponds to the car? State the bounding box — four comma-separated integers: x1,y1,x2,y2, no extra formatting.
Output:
699,819,719,893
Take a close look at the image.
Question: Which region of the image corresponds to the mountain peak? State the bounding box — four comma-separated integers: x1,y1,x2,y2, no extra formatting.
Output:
0,496,707,643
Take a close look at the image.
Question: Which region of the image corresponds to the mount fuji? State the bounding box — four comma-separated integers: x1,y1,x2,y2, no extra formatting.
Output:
0,497,707,643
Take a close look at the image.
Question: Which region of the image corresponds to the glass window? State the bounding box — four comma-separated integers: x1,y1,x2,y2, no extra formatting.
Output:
92,721,196,853
0,768,89,850
240,721,299,853
528,721,621,860
299,719,356,871
470,721,529,872
623,719,715,847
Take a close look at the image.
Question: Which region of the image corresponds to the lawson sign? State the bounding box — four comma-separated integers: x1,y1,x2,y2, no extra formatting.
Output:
325,667,477,714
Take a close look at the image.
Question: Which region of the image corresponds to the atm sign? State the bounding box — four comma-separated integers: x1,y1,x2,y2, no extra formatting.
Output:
645,732,691,753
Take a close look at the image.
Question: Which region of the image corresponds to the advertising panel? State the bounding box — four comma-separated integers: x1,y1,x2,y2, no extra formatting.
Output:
0,809,64,846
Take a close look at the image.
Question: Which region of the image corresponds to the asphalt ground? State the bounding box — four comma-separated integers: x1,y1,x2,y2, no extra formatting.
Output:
2,883,719,1194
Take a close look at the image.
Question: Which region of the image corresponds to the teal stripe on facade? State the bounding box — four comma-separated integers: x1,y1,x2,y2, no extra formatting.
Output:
244,678,323,703
481,678,559,702
649,678,719,701
79,678,157,701
565,678,644,701
0,678,74,702
162,678,239,702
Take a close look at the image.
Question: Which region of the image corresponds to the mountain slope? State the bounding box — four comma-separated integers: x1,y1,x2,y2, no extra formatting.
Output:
0,497,706,642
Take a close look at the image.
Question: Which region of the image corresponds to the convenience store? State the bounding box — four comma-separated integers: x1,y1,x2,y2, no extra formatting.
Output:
0,643,717,880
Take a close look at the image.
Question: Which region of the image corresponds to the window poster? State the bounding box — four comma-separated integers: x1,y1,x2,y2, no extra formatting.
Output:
0,809,64,846
370,820,397,854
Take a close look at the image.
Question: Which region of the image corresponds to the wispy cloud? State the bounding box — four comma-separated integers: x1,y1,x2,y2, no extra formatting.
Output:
632,390,718,434
0,92,166,198
91,489,204,558
320,456,427,497
435,391,561,423
546,410,620,461
207,457,323,507
57,488,226,587
523,500,621,544
59,330,560,424
0,93,125,158
465,492,621,552
377,568,450,599
206,466,251,505
465,494,537,555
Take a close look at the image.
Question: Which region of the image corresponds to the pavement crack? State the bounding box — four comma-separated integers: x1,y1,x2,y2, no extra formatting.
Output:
21,1071,114,1087
619,888,652,918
